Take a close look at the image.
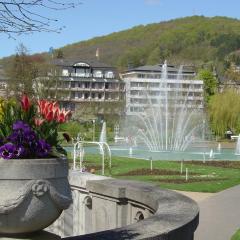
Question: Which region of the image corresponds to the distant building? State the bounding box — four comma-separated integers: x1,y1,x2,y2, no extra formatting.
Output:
41,59,125,119
121,64,204,115
0,65,7,97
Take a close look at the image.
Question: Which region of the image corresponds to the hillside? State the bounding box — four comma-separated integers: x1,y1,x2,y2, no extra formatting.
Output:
54,16,240,71
3,16,240,72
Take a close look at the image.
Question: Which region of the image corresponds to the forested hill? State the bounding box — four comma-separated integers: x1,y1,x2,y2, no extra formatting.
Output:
2,16,240,72
54,16,240,71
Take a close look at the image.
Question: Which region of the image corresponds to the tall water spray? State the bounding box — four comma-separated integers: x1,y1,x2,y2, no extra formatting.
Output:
99,121,107,143
131,61,204,152
235,135,240,155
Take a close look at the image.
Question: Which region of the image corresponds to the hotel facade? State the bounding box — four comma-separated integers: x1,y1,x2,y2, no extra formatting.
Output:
121,64,204,115
41,59,125,118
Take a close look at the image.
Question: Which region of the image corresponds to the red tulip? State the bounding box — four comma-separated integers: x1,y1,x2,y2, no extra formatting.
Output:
46,111,54,122
38,100,47,115
21,94,31,112
37,99,71,123
56,109,72,123
57,112,65,123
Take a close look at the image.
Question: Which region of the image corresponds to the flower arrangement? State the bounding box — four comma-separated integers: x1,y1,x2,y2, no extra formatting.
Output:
0,95,71,159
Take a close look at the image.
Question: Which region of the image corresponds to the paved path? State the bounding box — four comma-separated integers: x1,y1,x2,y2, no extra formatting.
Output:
175,190,214,203
192,185,240,240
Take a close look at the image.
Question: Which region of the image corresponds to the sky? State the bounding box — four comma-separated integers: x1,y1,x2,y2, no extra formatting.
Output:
0,0,240,58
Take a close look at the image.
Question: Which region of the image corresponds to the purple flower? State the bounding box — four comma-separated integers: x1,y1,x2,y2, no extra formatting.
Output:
13,145,25,158
13,121,31,133
36,139,51,158
0,143,24,159
9,121,37,147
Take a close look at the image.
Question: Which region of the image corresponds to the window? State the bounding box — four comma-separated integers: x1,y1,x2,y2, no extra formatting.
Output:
62,69,69,76
105,71,114,78
76,68,85,77
93,70,103,78
84,82,90,89
84,93,89,99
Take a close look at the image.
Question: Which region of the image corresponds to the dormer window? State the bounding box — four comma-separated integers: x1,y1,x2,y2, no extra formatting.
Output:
105,71,114,78
76,68,86,77
73,62,90,67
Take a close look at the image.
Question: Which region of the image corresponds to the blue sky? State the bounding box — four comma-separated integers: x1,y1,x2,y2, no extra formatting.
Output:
1,0,240,58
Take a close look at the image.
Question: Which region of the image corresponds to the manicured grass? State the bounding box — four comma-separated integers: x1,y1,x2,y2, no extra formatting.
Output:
231,229,240,240
68,153,240,193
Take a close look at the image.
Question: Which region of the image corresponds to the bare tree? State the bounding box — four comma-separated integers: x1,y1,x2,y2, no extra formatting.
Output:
0,0,81,37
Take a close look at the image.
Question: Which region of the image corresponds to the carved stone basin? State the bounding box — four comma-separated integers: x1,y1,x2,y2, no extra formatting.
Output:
0,158,72,235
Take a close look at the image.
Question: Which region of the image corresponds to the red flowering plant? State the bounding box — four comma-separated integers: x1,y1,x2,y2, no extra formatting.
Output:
0,95,71,159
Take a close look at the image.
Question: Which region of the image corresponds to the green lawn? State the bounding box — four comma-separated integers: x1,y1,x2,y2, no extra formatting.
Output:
68,153,240,193
232,229,240,240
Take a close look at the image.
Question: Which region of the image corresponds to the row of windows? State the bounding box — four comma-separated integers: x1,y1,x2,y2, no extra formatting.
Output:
130,98,203,104
54,82,123,90
137,73,195,80
70,92,121,100
130,90,203,97
62,69,115,79
129,102,203,112
69,82,120,90
130,82,203,89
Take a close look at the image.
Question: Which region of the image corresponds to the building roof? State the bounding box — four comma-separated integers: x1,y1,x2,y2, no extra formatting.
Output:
125,64,195,74
52,58,115,69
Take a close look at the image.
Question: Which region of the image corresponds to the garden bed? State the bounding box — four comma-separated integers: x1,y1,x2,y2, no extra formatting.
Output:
184,160,240,169
116,168,199,176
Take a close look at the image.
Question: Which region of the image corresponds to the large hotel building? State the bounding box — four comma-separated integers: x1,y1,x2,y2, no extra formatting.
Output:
121,64,204,115
45,59,125,117
1,60,204,117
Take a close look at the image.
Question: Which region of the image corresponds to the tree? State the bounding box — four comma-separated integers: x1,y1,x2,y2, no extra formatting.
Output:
0,1,80,37
33,63,62,99
6,44,44,97
208,89,240,137
198,69,218,103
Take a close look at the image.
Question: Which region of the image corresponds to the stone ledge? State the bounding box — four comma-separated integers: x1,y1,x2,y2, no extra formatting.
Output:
64,176,199,240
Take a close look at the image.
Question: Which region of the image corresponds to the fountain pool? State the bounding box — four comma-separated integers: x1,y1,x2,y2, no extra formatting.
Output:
65,144,240,161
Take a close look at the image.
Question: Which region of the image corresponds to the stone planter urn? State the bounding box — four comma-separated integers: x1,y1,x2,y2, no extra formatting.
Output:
0,157,72,235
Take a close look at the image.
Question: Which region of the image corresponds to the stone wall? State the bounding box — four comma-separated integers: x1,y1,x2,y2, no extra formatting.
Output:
48,170,199,239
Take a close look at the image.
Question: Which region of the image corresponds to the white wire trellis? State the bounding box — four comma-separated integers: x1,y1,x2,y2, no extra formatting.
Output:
72,140,111,175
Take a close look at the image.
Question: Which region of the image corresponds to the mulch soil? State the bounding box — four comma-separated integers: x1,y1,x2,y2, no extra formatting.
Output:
184,161,240,169
85,165,102,171
116,168,199,176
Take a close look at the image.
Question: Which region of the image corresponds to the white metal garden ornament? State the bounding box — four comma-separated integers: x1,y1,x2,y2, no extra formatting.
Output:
73,140,111,175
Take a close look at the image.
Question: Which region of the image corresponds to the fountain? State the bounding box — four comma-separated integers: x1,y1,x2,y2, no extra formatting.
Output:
99,121,107,143
129,61,204,152
66,62,240,161
209,149,214,159
129,147,133,156
235,135,240,155
218,143,221,153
